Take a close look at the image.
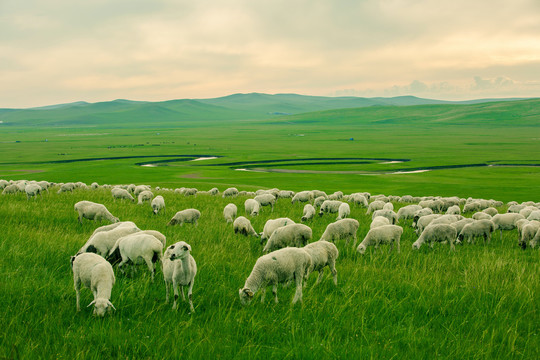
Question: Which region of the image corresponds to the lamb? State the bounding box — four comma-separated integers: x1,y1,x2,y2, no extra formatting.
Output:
223,203,238,223
74,201,119,224
233,216,259,237
137,190,154,205
412,224,457,251
162,241,197,312
366,200,385,214
71,252,116,317
472,212,492,220
260,218,295,244
78,222,141,257
320,218,360,246
336,203,351,220
301,204,316,222
370,216,391,229
446,205,461,215
168,209,201,226
112,188,135,202
397,205,422,222
239,247,312,305
151,195,165,215
254,194,276,211
520,221,540,249
356,225,403,254
108,233,163,281
263,224,313,253
458,219,496,244
319,200,344,216
492,213,526,240
222,187,239,198
244,199,260,216
371,209,398,224
24,183,42,200
291,191,313,204
303,241,339,285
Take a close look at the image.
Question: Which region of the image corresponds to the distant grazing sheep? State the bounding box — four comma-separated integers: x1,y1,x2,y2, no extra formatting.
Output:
151,195,165,215
74,201,118,224
223,203,237,223
112,188,135,202
356,225,403,254
137,190,154,205
263,224,312,253
233,216,259,237
244,199,260,216
168,209,201,226
321,219,359,246
412,224,457,251
301,204,316,222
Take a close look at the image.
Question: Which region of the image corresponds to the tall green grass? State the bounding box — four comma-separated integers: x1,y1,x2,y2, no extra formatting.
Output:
1,188,538,359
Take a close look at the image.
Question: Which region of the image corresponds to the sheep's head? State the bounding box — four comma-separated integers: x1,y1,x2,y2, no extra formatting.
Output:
88,298,115,317
356,244,366,255
412,241,421,250
457,233,464,242
239,288,254,305
169,242,191,261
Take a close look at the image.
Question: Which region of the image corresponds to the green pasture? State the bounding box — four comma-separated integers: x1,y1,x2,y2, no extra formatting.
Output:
1,188,539,359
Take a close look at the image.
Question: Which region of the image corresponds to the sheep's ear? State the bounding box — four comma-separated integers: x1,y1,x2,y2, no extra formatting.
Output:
87,300,96,307
107,300,116,311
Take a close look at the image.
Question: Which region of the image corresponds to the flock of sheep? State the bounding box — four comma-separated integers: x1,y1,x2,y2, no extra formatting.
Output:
2,179,540,317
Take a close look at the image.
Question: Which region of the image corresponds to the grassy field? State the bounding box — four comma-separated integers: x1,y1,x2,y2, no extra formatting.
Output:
0,188,538,359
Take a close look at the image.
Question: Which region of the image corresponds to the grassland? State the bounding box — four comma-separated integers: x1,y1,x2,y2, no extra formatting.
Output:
1,188,539,359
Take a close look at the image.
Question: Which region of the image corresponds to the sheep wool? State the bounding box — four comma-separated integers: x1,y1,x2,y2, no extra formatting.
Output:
320,218,360,246
168,209,201,226
260,218,296,244
223,203,238,223
263,223,313,253
303,240,339,285
163,241,197,312
356,224,403,254
412,223,457,251
301,204,316,222
74,201,119,224
151,195,165,215
108,233,163,281
233,216,259,237
244,199,260,217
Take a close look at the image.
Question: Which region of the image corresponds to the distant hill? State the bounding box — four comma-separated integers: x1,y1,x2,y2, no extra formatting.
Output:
0,93,533,127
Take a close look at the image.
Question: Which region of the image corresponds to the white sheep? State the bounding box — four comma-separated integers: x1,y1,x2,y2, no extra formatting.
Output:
397,205,422,222
133,185,150,196
519,206,538,219
482,207,499,216
301,204,316,222
356,225,403,254
450,218,475,235
74,201,119,224
371,209,398,224
319,200,344,216
446,205,461,215
239,247,312,304
520,221,540,249
383,202,394,211
263,224,313,253
321,218,360,246
412,224,457,251
111,188,135,202
137,190,154,205
278,190,295,199
527,210,540,221
458,219,496,244
529,227,540,249
24,183,42,200
348,193,369,207
151,195,165,215
303,241,338,285
414,214,441,235
291,191,313,204
366,200,385,214
57,182,76,194
223,203,238,223
168,209,201,226
71,252,116,317
233,216,259,237
108,233,163,281
472,212,492,220
412,208,434,226
259,217,296,244
244,199,260,216
492,213,526,240
370,216,391,229
336,203,350,220
2,184,19,195
208,187,219,195
78,222,141,257
138,229,166,247
162,241,197,312
430,214,463,226
182,188,198,196
313,196,327,208
254,194,276,211
222,187,239,198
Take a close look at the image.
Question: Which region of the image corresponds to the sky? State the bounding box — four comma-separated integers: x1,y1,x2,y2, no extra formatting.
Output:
1,0,540,108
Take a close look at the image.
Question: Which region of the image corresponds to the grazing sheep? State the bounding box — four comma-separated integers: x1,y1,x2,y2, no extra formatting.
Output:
151,195,165,215
446,205,461,215
2,184,19,195
239,247,312,305
168,209,201,226
222,187,239,198
356,225,403,254
74,201,119,224
78,222,141,257
263,224,312,253
301,204,316,222
412,208,434,226
278,190,295,199
163,241,197,312
482,207,499,216
366,200,385,214
383,202,394,211
397,205,423,222
472,212,492,220
233,216,259,237
412,224,457,251
419,199,444,213
182,188,198,196
137,190,154,205
108,233,163,281
527,210,540,221
138,230,166,247
519,206,538,219
223,203,238,223
112,188,135,202
57,182,76,194
24,183,42,200
348,193,369,207
208,187,219,196
313,196,327,208
430,214,463,226
71,252,116,317
0,179,8,189
370,216,391,229
244,199,260,217
372,209,398,224
520,221,540,249
336,203,350,220
321,218,360,246
260,218,296,244
291,191,313,204
458,219,496,244
507,204,526,213
492,213,526,240
254,194,277,211
319,200,344,216
303,241,338,285
414,214,442,235
450,218,475,235
529,227,540,249
133,185,151,196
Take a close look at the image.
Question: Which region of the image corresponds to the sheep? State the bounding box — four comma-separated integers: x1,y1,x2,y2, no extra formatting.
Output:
208,187,219,196
57,182,76,194
419,199,444,213
71,252,116,317
291,191,313,204
430,214,463,226
244,199,260,217
89,221,138,239
336,203,350,220
356,224,403,254
321,218,360,246
2,184,19,195
112,188,135,202
162,241,197,312
259,217,296,244
383,202,394,211
301,204,316,222
458,219,496,244
529,227,540,249
303,241,338,285
313,196,327,208
223,203,237,223
278,190,295,199
0,179,8,189
450,218,475,236
446,205,461,215
397,205,422,222
414,214,441,235
239,247,312,305
254,194,276,211
182,188,198,196
482,207,499,216
108,233,163,281
472,212,492,220
74,201,119,224
520,221,540,249
24,183,42,200
138,230,167,247
222,187,239,198
137,190,154,205
518,206,538,219
370,216,391,229
366,200,385,214
372,209,398,225
133,185,150,196
348,193,369,207
263,224,312,253
168,209,201,226
151,195,165,215
328,191,343,200
233,216,259,237
528,210,540,221
463,201,483,213
78,222,141,257
319,200,344,216
412,208,434,226
412,224,457,251
492,213,526,240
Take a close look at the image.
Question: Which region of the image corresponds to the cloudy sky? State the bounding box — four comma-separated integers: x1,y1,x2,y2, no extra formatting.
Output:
1,0,539,107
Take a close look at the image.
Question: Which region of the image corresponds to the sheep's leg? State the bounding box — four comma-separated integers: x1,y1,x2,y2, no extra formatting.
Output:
117,257,129,276
352,234,358,248
143,257,155,282
292,271,303,304
328,258,338,286
172,280,179,309
272,284,278,303
396,239,401,254
165,281,170,303
180,286,185,301
187,281,195,313
316,270,324,285
260,287,266,303
74,278,81,311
